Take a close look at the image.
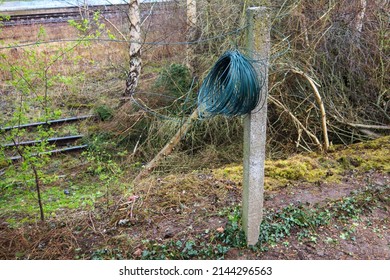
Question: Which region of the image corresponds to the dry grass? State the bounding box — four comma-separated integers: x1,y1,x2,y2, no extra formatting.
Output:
267,0,389,149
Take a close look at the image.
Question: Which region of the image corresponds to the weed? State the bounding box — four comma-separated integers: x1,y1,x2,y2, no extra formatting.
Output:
259,203,331,246
95,105,114,121
137,184,388,260
215,207,246,248
154,63,192,97
324,237,338,244
0,22,104,222
90,248,124,260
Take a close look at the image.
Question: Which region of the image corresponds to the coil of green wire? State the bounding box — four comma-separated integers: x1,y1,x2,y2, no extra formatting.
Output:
197,49,263,118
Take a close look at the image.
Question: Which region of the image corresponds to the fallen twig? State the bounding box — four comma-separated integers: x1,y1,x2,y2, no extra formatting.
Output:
132,109,199,185
269,95,322,149
290,68,329,151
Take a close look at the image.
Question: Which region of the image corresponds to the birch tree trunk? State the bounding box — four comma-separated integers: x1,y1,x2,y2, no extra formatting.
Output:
186,0,197,72
355,0,367,33
125,0,142,96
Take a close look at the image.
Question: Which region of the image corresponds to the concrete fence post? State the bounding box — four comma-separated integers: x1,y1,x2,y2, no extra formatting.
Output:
242,6,271,246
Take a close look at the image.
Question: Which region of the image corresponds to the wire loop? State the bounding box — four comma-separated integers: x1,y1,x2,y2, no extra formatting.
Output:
197,49,263,118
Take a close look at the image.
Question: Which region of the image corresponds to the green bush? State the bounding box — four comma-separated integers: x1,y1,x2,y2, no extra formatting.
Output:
95,105,114,121
154,63,192,97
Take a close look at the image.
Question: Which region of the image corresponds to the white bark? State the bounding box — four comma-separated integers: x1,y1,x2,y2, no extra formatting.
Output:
355,0,367,33
186,0,197,71
187,0,197,27
126,0,142,96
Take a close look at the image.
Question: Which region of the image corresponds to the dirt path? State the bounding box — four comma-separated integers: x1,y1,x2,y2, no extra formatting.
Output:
258,172,389,260
99,170,389,260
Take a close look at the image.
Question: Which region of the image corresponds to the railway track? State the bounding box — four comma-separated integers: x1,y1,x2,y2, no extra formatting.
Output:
1,115,95,161
1,115,94,131
1,5,127,27
3,12,86,26
0,2,168,27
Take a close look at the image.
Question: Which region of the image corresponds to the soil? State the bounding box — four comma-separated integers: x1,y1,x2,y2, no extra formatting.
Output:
0,169,389,260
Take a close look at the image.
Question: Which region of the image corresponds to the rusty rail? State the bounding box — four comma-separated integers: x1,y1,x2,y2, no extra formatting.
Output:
2,134,84,148
1,115,95,131
8,144,88,161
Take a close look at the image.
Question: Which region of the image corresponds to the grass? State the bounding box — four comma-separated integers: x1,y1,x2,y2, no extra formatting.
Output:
0,170,106,227
135,183,389,260
1,135,388,228
1,1,389,259
212,136,390,190
0,132,389,259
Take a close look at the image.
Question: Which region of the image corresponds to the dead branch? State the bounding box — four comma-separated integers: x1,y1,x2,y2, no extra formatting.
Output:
102,16,128,42
132,109,199,185
290,68,330,151
269,95,322,149
339,122,390,130
358,129,382,139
